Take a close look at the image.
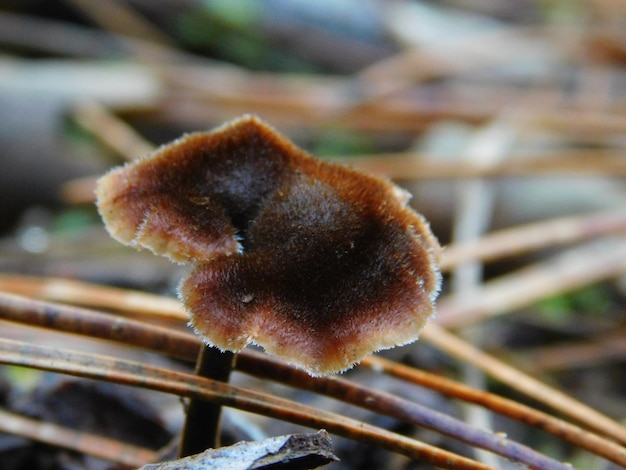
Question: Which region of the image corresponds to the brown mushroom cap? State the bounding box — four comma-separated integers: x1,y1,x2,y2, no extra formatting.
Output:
96,115,441,376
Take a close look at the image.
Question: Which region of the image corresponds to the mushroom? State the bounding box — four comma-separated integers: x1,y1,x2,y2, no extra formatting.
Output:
96,115,441,376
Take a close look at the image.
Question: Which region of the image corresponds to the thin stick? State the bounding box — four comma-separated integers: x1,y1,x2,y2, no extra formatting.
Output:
332,152,626,180
237,352,574,470
65,0,173,46
0,274,184,320
0,338,492,470
440,210,626,271
72,100,156,161
0,291,198,362
447,114,517,468
3,287,624,449
0,407,158,467
1,292,625,466
437,239,626,328
0,293,548,467
361,355,626,467
356,26,550,97
0,11,189,62
421,323,626,446
502,329,626,372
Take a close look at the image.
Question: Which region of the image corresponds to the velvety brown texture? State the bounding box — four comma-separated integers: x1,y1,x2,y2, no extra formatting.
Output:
96,115,441,376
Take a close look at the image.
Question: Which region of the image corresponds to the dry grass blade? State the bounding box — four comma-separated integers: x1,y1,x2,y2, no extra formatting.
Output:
237,352,574,470
0,12,186,62
331,152,626,180
447,113,515,468
0,274,184,320
65,0,173,46
156,87,486,132
1,291,624,467
440,210,626,271
437,239,626,328
154,65,626,136
511,328,626,372
0,407,158,467
422,323,626,447
72,100,156,161
356,26,549,96
0,338,491,470
361,356,626,467
0,291,198,361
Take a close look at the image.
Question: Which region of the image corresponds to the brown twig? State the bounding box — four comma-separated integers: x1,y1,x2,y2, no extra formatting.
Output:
0,274,184,320
0,293,556,467
0,337,492,470
356,26,553,98
0,11,189,62
0,291,198,361
361,355,626,467
71,100,156,161
331,152,626,180
0,407,158,467
440,210,626,271
501,328,626,372
421,323,626,446
437,239,626,328
65,0,173,46
1,292,625,466
237,352,574,470
3,283,625,453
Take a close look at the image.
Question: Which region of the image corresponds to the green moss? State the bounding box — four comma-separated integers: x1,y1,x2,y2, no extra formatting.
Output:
313,128,375,158
535,285,612,325
2,366,42,391
53,208,100,234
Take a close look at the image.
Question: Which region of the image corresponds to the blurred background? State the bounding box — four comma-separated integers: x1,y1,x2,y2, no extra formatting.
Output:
1,0,624,236
0,1,625,469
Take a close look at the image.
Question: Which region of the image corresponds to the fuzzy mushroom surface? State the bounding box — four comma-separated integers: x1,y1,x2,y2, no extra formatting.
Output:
96,115,441,376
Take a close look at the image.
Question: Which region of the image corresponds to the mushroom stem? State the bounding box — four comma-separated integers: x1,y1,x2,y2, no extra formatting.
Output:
178,346,236,456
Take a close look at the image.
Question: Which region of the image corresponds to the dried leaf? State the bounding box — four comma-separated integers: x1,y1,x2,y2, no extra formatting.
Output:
140,430,338,470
